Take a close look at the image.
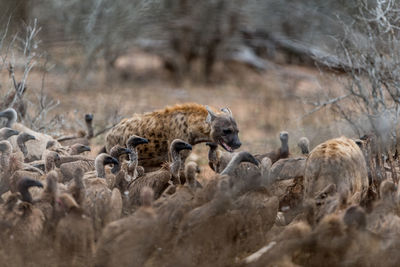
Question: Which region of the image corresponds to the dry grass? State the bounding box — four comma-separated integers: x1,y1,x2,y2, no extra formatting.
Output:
7,49,349,155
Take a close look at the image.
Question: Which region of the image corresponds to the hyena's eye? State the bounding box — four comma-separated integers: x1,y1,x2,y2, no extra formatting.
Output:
223,129,232,135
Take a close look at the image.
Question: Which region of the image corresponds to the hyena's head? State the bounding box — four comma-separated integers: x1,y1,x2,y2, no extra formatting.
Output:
206,106,241,152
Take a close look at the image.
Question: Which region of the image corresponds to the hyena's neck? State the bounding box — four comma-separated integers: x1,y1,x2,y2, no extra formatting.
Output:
169,110,212,145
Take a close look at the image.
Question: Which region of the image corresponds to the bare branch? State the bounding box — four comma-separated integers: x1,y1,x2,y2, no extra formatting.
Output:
301,94,350,119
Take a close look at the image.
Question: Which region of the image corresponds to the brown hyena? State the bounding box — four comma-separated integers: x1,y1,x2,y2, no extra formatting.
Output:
105,103,241,168
304,136,369,204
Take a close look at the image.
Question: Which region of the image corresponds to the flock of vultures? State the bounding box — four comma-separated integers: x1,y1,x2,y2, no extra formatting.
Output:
0,103,399,267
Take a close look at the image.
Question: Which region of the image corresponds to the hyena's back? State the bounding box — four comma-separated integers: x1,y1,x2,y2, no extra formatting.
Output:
304,136,368,202
105,103,211,168
106,114,170,165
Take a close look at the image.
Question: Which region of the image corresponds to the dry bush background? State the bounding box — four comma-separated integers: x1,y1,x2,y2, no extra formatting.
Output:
2,1,400,265
1,0,399,160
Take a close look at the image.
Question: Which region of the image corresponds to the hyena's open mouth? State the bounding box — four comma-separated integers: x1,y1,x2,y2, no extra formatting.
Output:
219,138,233,152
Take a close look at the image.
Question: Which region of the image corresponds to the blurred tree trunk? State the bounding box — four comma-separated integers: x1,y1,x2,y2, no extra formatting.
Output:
0,0,30,30
203,38,220,82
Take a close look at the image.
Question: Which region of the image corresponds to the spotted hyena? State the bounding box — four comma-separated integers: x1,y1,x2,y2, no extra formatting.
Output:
304,136,369,203
105,103,241,168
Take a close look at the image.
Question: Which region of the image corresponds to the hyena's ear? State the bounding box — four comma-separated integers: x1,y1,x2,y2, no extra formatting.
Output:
205,106,217,124
354,139,363,149
220,107,232,116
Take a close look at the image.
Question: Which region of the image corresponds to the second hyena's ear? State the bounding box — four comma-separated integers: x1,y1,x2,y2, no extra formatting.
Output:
205,106,217,124
220,107,232,116
354,139,363,149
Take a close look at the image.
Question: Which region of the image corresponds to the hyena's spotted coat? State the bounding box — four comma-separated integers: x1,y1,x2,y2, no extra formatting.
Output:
105,103,241,168
304,136,369,203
